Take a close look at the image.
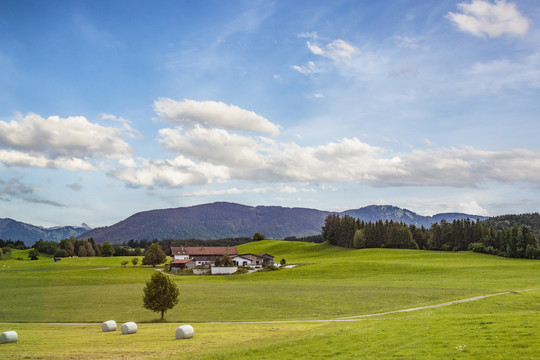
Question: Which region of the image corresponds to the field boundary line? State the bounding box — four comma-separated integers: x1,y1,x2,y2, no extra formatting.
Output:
337,287,539,320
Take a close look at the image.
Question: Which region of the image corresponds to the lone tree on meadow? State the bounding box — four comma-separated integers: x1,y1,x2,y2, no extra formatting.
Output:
252,232,265,241
28,249,40,260
142,243,167,267
142,271,179,320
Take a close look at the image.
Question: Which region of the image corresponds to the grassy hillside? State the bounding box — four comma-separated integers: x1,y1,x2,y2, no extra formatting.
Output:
0,242,538,359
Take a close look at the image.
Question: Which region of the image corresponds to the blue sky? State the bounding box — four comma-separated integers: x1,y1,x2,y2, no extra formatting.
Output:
1,0,540,227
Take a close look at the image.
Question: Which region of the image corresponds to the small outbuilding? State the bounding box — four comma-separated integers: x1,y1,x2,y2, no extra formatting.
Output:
170,259,195,273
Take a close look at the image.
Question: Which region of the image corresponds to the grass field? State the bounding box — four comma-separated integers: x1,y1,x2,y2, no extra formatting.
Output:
0,241,539,359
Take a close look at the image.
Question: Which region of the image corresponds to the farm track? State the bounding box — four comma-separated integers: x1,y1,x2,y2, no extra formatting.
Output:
1,288,538,326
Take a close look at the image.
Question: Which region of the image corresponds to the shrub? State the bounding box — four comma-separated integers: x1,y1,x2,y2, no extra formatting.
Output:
180,268,194,275
259,264,280,272
235,267,249,274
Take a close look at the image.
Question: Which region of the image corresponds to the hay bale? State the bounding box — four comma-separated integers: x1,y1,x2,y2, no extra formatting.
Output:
175,325,194,339
121,322,137,335
0,331,18,344
101,320,117,332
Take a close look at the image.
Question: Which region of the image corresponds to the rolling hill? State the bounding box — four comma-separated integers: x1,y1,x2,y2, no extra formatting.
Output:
77,202,487,244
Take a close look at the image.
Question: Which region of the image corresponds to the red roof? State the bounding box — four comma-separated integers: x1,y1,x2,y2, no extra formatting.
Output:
171,246,238,256
171,259,194,264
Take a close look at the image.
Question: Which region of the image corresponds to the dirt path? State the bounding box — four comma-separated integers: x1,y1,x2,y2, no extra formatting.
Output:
1,288,538,326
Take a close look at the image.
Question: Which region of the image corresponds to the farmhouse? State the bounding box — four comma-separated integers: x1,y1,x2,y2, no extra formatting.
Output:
171,246,239,267
170,246,275,270
240,253,274,268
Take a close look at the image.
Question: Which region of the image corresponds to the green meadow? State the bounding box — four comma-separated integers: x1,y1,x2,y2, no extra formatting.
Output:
0,241,539,359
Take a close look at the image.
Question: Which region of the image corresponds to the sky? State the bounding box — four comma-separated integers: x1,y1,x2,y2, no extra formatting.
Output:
1,0,540,228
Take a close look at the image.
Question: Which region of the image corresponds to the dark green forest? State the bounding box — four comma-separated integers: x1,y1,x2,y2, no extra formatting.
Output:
322,213,540,259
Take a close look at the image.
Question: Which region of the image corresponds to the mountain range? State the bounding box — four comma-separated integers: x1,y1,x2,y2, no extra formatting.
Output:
1,202,488,245
0,218,91,246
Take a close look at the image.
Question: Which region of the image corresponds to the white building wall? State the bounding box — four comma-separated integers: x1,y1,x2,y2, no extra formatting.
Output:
211,266,238,275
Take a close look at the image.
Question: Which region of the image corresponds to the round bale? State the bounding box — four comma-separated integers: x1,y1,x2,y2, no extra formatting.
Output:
101,320,117,332
1,331,18,344
121,322,137,335
175,325,194,339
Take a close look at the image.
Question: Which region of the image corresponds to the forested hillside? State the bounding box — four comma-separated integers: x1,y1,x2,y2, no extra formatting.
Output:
484,213,540,239
322,214,540,259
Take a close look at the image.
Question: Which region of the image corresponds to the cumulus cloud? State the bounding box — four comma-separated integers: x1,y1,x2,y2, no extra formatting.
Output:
0,113,133,170
447,0,530,38
153,98,280,136
159,125,267,168
109,155,229,188
385,147,540,187
107,98,540,190
111,131,540,190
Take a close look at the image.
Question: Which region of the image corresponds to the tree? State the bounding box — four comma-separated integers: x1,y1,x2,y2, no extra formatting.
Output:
132,257,139,266
121,260,129,267
214,255,234,267
142,243,167,267
142,271,179,320
28,249,40,260
102,241,115,257
280,258,287,266
252,232,265,241
353,228,366,249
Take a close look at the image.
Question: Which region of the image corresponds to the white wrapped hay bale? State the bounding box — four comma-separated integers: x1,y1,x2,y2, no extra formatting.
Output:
121,322,137,335
0,331,18,344
175,325,194,339
101,320,117,332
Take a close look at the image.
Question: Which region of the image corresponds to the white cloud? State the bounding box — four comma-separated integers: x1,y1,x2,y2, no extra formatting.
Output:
0,150,96,170
113,133,540,189
388,147,540,187
109,155,229,188
298,31,319,39
447,0,530,38
307,39,358,60
0,113,132,170
159,125,265,168
153,98,280,137
101,113,144,140
291,61,320,75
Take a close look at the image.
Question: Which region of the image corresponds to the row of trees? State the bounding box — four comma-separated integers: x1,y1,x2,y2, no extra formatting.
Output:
0,239,27,250
31,237,147,258
321,214,540,259
32,237,116,257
